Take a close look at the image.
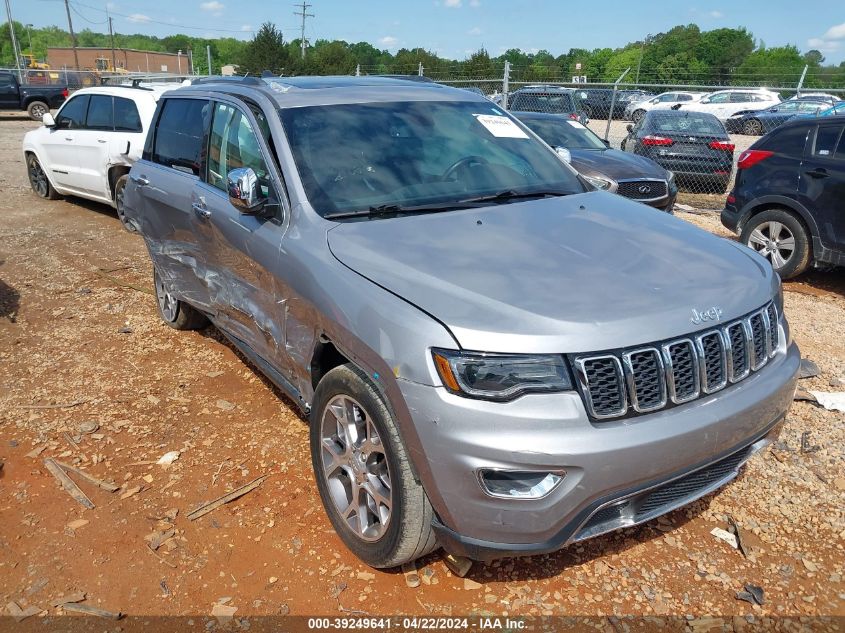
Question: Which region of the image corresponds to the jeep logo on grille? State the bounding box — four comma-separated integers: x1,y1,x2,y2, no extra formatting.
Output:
691,306,723,325
638,184,651,194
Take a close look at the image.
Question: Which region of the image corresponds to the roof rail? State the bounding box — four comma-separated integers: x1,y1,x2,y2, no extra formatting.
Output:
190,75,266,86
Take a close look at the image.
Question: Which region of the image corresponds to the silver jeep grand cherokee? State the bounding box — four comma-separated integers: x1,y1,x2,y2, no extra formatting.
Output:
124,76,799,568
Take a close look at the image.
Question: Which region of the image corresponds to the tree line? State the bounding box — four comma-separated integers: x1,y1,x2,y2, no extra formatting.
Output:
3,20,844,89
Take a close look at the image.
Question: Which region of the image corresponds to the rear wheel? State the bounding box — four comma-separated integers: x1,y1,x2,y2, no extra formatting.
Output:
740,209,811,279
743,119,763,135
26,154,60,200
310,363,437,568
632,109,646,124
113,174,136,233
153,268,208,330
27,101,49,121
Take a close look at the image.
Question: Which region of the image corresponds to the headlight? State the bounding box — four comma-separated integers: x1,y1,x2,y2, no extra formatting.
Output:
432,349,573,401
583,174,613,190
667,170,676,185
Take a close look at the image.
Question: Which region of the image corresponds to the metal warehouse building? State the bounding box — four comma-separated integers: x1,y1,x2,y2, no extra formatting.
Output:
47,47,192,74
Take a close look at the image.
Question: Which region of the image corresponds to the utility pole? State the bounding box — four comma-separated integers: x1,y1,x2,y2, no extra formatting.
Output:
4,0,22,80
108,16,116,71
63,0,80,70
206,45,212,76
294,1,313,60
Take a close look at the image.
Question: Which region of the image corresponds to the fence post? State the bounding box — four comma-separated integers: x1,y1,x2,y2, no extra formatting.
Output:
796,64,808,97
355,64,360,77
206,45,212,76
502,60,511,111
604,67,631,142
418,62,424,77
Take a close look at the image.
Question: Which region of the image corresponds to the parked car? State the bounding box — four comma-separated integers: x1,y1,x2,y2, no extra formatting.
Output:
23,84,175,230
788,93,840,105
725,100,829,135
514,110,677,211
622,110,735,193
575,88,653,120
124,76,798,567
508,86,589,124
625,91,706,123
722,117,845,279
0,70,67,120
678,89,782,121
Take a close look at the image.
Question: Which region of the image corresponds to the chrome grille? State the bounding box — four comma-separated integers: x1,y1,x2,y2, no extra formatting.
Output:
574,302,780,420
616,180,668,200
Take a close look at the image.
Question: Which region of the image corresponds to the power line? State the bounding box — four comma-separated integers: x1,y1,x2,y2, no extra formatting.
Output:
294,1,314,60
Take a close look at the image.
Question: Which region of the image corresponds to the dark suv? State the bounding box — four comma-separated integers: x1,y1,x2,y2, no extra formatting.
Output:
508,86,588,124
576,88,652,120
722,117,845,278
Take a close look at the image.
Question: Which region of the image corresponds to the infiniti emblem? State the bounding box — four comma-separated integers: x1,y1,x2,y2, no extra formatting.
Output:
638,184,651,194
691,306,723,325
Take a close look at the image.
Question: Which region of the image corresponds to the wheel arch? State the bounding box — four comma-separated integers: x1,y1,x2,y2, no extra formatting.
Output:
737,196,818,242
107,164,131,201
24,149,61,192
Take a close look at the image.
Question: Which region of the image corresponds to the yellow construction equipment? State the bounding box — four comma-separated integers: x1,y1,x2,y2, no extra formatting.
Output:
21,54,50,70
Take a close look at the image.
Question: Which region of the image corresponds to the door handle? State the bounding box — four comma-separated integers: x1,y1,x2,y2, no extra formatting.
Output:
192,202,211,219
806,168,829,179
97,139,107,144
64,136,73,141
130,174,149,186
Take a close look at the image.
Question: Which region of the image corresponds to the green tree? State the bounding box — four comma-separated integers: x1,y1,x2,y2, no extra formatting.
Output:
239,22,288,75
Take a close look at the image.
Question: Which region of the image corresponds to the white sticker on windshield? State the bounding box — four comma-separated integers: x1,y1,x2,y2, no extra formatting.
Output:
473,114,529,139
567,121,587,129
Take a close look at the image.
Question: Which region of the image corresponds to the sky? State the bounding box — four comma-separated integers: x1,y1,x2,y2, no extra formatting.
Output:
9,0,845,65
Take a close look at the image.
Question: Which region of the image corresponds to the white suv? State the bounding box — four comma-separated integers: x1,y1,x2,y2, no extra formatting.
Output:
681,89,782,121
625,92,707,123
23,84,174,231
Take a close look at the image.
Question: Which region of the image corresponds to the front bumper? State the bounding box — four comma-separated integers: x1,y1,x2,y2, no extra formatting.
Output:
398,340,799,561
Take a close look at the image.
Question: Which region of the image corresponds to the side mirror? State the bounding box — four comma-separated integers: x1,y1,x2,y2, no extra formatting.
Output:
554,147,572,163
227,167,265,214
602,138,611,147
42,112,56,127
626,124,633,132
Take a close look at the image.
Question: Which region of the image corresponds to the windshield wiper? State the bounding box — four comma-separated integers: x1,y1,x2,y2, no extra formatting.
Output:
324,201,476,220
457,189,574,204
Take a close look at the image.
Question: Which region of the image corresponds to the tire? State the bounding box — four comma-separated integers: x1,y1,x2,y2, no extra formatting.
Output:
632,109,646,124
26,154,60,200
153,268,208,330
27,101,49,121
310,363,437,568
743,119,763,136
113,174,136,233
740,209,811,279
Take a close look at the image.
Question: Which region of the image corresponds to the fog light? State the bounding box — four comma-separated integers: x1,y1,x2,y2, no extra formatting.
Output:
478,470,564,499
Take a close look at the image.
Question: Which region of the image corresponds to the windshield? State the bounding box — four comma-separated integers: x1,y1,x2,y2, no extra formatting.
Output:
518,117,607,150
280,100,584,216
649,113,725,135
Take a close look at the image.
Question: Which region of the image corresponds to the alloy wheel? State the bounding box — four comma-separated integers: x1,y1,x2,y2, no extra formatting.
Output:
747,221,796,269
30,103,48,120
320,395,392,542
28,158,49,197
155,274,178,322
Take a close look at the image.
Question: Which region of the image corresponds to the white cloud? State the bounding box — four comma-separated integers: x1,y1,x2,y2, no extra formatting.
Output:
469,0,481,6
444,0,462,7
467,26,482,36
106,2,116,9
240,24,253,32
823,22,845,40
200,1,224,12
379,36,398,47
127,13,151,23
708,10,724,18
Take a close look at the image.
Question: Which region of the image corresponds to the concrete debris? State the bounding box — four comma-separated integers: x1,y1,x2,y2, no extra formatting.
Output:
710,527,739,549
808,391,845,412
156,450,180,466
61,603,122,619
444,554,472,578
798,358,820,379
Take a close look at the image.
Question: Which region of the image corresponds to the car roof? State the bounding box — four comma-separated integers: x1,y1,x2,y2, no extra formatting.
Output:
165,75,478,108
69,84,174,100
513,86,577,93
511,110,582,122
644,109,721,121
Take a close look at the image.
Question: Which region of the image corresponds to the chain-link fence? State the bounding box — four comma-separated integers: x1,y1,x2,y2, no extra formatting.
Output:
2,67,193,90
430,67,844,206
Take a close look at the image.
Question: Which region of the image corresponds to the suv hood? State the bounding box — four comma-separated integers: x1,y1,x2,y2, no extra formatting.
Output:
327,192,776,354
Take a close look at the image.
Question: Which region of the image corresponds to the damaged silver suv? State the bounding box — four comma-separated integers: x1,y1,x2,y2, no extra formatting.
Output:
124,76,800,568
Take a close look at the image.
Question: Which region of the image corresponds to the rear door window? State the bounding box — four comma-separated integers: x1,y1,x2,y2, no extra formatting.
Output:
152,98,208,176
56,94,89,129
86,95,114,130
813,125,844,158
114,97,143,132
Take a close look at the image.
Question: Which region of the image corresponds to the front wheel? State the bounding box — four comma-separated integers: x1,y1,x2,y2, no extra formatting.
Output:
310,364,437,568
743,119,763,136
740,209,811,279
26,154,60,200
27,101,49,121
